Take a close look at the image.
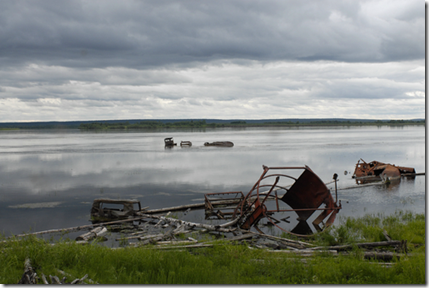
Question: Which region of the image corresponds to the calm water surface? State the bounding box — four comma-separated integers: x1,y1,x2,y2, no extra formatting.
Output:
0,126,425,238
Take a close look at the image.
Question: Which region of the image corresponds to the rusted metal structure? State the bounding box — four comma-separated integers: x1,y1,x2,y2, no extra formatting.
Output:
205,165,341,237
205,191,245,220
164,137,177,147
90,199,142,223
90,166,341,237
352,159,415,183
204,141,234,147
180,141,192,147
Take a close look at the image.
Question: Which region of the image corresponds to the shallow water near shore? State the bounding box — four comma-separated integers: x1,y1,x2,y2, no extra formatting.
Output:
0,125,425,242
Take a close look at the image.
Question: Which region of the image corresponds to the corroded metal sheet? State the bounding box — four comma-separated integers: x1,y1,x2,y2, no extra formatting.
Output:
233,166,341,237
281,168,333,221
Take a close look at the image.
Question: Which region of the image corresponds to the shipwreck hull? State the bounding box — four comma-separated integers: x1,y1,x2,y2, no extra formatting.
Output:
352,158,416,184
205,165,342,237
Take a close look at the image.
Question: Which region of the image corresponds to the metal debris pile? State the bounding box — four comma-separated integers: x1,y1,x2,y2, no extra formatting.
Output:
352,158,418,184
89,165,342,240
12,161,421,284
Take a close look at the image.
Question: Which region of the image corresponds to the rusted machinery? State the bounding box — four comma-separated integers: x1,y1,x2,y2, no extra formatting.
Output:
90,199,142,223
164,137,177,147
180,141,192,147
352,159,416,184
90,166,342,237
205,165,341,237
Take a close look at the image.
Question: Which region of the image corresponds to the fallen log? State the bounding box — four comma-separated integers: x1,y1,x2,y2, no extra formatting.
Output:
267,249,338,256
116,226,194,241
18,258,38,284
139,213,239,233
49,275,61,284
57,269,97,284
156,238,199,245
245,231,314,249
12,216,148,238
310,240,403,251
141,199,243,214
154,243,214,249
75,226,107,241
401,172,425,176
40,273,49,284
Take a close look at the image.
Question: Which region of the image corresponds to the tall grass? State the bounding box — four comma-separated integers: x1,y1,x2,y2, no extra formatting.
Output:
0,211,425,284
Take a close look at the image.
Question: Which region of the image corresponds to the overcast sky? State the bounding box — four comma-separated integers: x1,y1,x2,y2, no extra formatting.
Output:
0,0,425,122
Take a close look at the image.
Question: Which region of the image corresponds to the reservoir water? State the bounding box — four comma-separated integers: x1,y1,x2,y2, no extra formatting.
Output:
0,125,425,239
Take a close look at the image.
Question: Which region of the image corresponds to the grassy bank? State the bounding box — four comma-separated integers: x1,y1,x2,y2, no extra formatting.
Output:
1,211,425,284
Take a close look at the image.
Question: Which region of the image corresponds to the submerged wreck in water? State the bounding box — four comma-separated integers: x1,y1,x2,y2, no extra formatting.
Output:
352,159,416,184
164,137,177,147
204,141,234,147
90,165,341,237
205,165,341,236
90,199,142,223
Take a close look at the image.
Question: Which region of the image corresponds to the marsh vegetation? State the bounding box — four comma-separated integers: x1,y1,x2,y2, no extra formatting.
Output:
1,211,424,284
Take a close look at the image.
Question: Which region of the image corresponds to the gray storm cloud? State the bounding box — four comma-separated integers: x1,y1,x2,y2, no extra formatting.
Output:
0,0,425,121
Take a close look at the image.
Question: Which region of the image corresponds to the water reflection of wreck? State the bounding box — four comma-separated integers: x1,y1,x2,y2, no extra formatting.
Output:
352,159,416,184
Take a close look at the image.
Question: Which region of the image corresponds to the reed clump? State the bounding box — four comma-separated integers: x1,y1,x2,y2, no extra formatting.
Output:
0,211,424,284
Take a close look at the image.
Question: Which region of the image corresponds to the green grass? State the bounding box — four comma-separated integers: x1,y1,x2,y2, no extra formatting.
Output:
0,211,425,284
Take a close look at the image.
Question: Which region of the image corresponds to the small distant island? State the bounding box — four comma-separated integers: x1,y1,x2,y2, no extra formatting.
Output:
0,118,425,130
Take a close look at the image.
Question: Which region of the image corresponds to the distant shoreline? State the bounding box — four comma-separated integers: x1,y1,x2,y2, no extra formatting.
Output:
0,119,425,130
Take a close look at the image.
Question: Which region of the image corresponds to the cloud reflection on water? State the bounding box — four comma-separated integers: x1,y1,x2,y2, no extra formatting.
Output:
0,126,425,236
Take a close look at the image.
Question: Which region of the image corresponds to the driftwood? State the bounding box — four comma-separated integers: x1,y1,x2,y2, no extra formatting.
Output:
57,269,97,284
383,229,392,241
141,199,242,215
309,240,405,252
75,226,107,241
154,243,214,249
245,231,314,250
139,213,239,233
41,273,49,284
266,249,403,261
12,216,148,238
268,249,338,256
156,237,199,245
18,258,38,284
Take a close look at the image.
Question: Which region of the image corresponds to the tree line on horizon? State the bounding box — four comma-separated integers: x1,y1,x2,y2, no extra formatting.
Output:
78,119,425,130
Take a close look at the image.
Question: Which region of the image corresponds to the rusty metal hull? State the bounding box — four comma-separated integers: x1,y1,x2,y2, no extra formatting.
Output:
91,198,141,223
164,137,176,147
229,165,341,237
352,159,415,183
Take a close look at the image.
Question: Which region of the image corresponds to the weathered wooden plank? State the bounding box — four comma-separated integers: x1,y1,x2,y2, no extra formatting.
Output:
139,213,239,232
245,231,314,249
310,240,402,251
75,226,107,241
12,216,149,238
